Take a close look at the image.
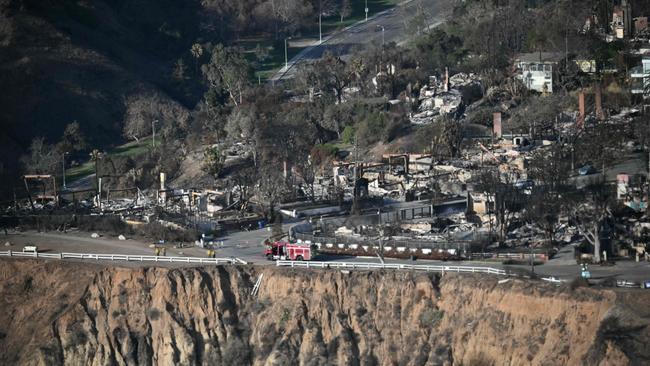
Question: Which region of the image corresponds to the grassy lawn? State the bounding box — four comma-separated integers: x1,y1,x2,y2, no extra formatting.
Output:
235,0,400,81
66,161,94,183
236,37,306,83
65,137,153,184
112,137,153,157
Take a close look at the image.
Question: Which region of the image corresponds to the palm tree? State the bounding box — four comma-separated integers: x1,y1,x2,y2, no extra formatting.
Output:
89,149,103,192
190,43,203,74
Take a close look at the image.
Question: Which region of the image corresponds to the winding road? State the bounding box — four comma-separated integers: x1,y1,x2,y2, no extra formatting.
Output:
4,228,650,284
269,0,454,83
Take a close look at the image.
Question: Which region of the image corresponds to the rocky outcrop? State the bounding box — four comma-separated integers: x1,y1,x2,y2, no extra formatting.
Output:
1,259,649,365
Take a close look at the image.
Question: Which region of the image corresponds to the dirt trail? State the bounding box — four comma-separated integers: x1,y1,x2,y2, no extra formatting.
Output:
1,259,649,365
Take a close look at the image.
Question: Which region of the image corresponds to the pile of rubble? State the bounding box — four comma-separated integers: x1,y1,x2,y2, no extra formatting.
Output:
410,72,481,125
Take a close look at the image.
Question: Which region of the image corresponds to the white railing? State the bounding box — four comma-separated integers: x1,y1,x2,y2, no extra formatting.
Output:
541,277,565,284
0,250,247,265
616,280,640,288
276,260,508,275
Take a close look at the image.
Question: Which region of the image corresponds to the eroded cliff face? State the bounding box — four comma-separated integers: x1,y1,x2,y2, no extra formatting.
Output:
0,260,649,366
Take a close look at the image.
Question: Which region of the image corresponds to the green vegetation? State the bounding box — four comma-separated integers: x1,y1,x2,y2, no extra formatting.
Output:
236,38,306,82
111,137,153,157
65,137,153,184
341,126,356,144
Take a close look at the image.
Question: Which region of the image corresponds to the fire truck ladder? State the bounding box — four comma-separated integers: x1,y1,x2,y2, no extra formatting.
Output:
251,273,264,297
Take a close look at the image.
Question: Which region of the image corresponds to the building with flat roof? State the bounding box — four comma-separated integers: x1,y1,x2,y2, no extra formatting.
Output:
630,56,650,95
514,52,563,94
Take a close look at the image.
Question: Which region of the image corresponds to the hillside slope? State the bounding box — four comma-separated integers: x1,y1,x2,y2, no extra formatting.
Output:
1,259,649,365
0,0,203,191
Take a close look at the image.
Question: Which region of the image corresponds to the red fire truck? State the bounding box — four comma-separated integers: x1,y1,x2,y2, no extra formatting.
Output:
264,241,316,261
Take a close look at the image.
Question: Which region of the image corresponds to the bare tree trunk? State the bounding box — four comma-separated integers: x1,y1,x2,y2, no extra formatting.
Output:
228,91,239,106
593,222,601,263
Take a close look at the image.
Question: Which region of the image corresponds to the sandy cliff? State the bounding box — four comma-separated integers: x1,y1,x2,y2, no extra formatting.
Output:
0,259,649,365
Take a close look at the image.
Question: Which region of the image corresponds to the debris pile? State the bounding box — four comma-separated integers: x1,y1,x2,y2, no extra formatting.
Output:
410,72,481,125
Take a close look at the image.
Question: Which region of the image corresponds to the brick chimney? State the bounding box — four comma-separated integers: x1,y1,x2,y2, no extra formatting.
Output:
493,112,502,139
595,83,604,121
444,67,449,92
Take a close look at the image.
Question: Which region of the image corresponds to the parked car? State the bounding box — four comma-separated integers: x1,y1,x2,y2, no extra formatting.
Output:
578,164,596,175
514,179,534,189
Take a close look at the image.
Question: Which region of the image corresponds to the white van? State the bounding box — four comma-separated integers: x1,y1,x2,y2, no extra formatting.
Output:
22,245,38,253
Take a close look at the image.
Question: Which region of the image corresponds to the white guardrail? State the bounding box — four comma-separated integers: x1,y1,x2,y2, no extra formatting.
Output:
0,250,247,265
541,277,566,284
276,260,508,275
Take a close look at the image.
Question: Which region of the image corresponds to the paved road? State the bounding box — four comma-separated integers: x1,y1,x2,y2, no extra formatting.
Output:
270,0,454,83
4,229,650,284
1,225,291,265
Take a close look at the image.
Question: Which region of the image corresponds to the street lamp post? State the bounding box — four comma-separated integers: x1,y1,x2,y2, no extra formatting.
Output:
152,119,159,149
284,37,292,70
365,0,368,21
62,152,69,190
319,0,322,44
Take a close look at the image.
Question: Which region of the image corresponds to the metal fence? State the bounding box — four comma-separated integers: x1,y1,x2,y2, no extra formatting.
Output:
0,250,247,265
276,260,507,275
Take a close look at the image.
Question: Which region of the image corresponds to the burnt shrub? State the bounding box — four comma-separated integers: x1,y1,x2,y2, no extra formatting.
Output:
419,308,444,328
355,306,367,317
147,308,161,321
78,215,131,234
137,221,197,242
22,276,33,293
222,337,251,366
568,277,590,291
67,326,88,347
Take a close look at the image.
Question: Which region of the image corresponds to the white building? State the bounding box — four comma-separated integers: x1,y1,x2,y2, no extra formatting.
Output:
630,56,650,95
612,0,632,39
514,52,563,94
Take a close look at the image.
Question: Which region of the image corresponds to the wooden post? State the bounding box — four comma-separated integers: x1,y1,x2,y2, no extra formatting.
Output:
577,90,585,129
23,177,35,212
53,176,58,207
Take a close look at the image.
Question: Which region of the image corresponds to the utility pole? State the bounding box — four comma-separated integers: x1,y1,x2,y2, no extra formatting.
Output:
90,149,102,197
319,0,322,44
352,135,360,215
365,0,368,22
62,152,68,190
284,37,291,70
645,108,650,216
564,0,571,72
530,244,535,274
152,119,158,149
